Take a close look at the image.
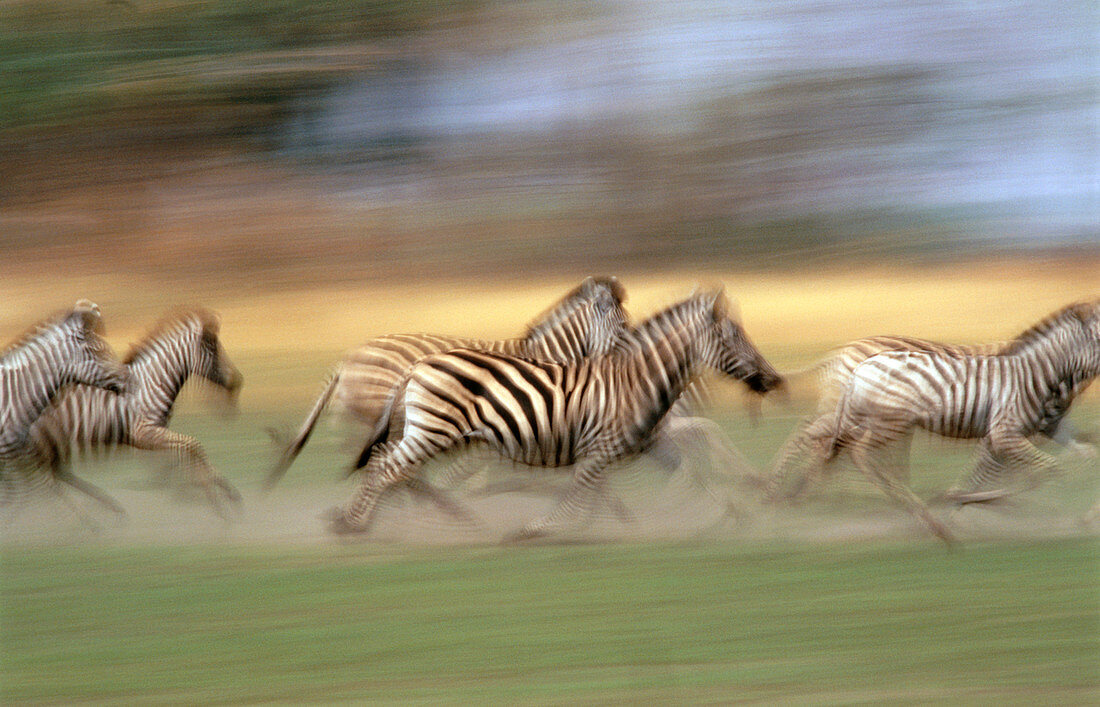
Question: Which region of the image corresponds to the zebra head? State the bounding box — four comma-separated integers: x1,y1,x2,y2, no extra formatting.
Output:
63,300,129,394
700,290,782,394
190,310,244,403
1069,298,1100,376
1004,298,1100,380
522,276,630,359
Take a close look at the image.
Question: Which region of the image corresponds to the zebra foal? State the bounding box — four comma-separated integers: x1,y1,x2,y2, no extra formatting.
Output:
27,308,244,519
332,289,782,541
1,300,129,511
265,276,630,490
798,300,1100,543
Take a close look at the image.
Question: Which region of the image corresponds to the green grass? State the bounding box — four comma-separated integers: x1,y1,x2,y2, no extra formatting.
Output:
3,540,1098,704
2,395,1098,703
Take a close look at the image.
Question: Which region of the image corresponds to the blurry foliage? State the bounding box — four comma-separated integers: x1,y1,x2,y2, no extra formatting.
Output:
0,0,482,135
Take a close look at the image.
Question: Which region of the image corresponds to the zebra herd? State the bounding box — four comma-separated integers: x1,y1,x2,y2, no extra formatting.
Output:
2,283,1098,544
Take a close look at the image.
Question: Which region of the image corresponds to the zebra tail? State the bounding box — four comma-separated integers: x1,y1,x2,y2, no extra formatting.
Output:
350,370,409,474
264,370,341,490
824,385,856,462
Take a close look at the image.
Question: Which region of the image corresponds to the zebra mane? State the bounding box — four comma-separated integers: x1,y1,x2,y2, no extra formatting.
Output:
1,303,98,359
626,290,719,343
520,276,627,339
1000,299,1100,355
124,307,220,364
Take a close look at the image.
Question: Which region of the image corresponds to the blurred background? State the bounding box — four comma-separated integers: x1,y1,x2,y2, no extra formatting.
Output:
3,0,1095,280
0,0,1097,412
3,0,1097,398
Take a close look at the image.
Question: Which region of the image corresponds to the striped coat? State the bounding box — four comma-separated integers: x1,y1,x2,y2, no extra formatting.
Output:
807,300,1100,542
27,309,243,518
1,301,128,506
767,326,1095,503
334,290,782,540
265,276,629,487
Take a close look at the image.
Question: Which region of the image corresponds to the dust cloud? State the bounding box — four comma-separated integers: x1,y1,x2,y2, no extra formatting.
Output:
3,463,1095,550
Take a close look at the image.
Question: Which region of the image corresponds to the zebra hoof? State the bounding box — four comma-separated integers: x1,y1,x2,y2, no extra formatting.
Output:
943,489,1012,506
319,506,345,523
503,526,547,544
327,511,368,535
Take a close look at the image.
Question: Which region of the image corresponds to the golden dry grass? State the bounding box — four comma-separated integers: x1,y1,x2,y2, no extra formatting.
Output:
2,256,1096,405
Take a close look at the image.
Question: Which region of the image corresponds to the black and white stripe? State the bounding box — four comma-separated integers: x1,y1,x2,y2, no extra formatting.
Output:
1,300,129,507
766,330,1093,502
26,309,244,518
333,290,782,540
786,300,1100,543
265,276,629,487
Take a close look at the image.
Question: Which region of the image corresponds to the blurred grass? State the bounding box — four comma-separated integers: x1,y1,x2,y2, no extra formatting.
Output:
2,538,1098,703
2,378,1098,703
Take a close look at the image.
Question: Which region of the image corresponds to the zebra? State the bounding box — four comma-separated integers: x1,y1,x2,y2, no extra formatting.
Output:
784,299,1100,543
264,276,631,489
1,300,129,511
766,326,1096,502
26,308,244,519
330,289,783,541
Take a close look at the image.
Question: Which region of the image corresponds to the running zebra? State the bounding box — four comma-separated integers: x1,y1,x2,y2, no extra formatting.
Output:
767,323,1096,502
265,276,630,488
788,299,1100,543
26,308,244,519
1,300,129,508
331,289,782,540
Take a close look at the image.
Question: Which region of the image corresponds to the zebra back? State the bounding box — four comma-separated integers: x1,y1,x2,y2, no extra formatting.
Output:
835,299,1100,445
335,276,629,429
265,277,629,488
813,335,1007,414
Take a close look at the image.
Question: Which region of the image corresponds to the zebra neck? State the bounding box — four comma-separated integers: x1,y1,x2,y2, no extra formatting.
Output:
1010,329,1093,392
129,351,191,422
617,335,697,438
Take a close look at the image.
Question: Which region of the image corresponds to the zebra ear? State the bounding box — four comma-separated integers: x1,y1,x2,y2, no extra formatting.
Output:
201,313,222,345
706,288,729,320
73,300,104,334
728,297,742,323
585,276,627,305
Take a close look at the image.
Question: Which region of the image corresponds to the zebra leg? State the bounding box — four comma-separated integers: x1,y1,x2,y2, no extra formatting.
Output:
331,436,431,535
506,452,616,543
599,486,635,525
983,429,1062,496
403,476,483,528
849,436,955,546
764,414,836,503
435,451,494,493
679,416,760,483
940,439,1015,505
130,425,242,520
0,466,30,528
15,460,104,533
651,424,742,520
50,479,105,534
54,467,127,517
1049,420,1098,459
